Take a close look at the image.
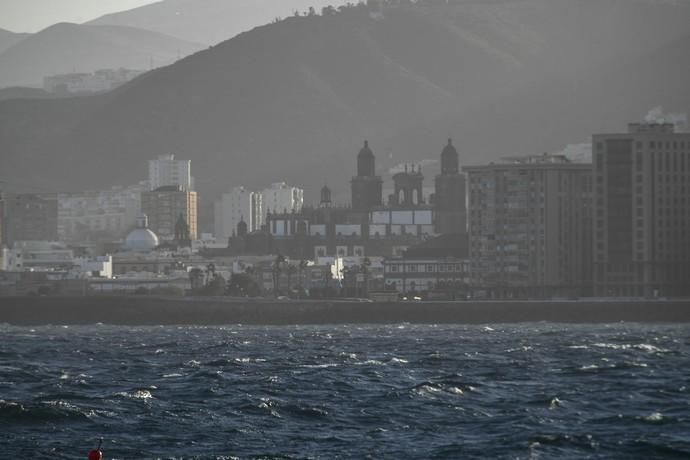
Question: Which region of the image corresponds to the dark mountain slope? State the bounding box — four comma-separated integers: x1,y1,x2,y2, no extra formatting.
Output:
0,1,689,202
0,86,53,101
0,23,204,88
0,28,30,54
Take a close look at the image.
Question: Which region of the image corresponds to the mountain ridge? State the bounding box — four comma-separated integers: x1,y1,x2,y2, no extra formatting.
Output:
1,1,689,206
0,22,204,88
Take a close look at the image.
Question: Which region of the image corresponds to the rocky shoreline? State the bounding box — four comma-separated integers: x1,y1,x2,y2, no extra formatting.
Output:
1,296,689,325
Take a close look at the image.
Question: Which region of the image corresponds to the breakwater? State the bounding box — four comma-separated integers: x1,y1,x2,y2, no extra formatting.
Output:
1,296,689,325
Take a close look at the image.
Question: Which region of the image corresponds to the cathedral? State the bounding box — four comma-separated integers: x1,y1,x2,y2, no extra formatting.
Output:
231,139,467,259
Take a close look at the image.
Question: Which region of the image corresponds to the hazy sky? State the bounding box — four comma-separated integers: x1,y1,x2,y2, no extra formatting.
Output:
0,0,157,33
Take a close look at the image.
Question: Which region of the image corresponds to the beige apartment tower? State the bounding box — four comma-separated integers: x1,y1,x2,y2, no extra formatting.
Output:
593,122,690,297
141,186,198,241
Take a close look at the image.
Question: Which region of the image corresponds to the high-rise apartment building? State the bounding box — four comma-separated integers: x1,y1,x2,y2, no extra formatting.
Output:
214,186,262,240
2,193,59,247
58,182,147,242
141,186,198,240
260,182,303,221
148,154,193,191
593,122,690,297
464,155,592,298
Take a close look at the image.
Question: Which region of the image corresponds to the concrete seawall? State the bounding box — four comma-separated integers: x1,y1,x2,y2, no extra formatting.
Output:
1,296,689,325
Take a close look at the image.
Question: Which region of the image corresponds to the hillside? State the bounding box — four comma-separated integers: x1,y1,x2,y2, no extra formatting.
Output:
0,23,204,88
0,86,53,101
88,0,352,45
0,28,29,54
1,0,689,206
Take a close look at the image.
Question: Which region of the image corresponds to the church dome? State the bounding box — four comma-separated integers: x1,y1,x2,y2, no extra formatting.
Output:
125,228,159,251
357,140,375,176
125,214,159,251
441,138,459,174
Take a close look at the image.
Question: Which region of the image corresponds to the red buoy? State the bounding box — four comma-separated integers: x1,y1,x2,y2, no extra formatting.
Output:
88,439,103,460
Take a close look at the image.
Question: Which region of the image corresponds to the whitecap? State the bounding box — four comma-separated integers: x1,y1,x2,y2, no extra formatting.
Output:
643,412,664,422
447,386,464,395
592,343,669,353
579,364,599,370
301,363,339,368
413,384,442,397
389,357,408,364
633,344,669,353
163,373,183,378
117,389,153,400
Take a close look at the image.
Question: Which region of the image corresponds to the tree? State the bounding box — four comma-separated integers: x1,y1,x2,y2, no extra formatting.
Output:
189,267,205,291
227,273,261,297
273,254,286,297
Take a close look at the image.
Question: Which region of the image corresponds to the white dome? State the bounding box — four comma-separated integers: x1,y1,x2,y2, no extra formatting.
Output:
125,228,159,251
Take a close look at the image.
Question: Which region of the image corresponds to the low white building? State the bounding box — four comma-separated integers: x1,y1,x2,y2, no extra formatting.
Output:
74,256,113,279
383,256,469,294
1,242,113,279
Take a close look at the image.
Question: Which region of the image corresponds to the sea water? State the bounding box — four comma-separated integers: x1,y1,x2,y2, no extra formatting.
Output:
1,323,689,459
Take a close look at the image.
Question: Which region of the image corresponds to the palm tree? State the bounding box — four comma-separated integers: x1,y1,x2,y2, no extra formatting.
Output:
286,264,298,296
273,254,286,297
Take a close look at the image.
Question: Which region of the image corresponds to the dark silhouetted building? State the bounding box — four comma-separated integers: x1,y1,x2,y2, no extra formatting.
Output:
434,139,467,234
593,122,690,297
351,140,383,212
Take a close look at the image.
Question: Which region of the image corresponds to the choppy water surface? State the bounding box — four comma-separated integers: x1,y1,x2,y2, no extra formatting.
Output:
1,323,689,459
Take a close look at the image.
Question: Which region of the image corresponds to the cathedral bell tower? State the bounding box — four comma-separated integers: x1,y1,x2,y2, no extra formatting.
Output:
434,138,466,234
351,140,383,212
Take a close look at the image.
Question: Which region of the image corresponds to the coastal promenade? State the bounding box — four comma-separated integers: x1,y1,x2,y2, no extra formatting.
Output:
1,296,689,325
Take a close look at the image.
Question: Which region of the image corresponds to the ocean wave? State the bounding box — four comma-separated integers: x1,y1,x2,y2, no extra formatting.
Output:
115,389,153,400
0,399,91,423
591,343,670,353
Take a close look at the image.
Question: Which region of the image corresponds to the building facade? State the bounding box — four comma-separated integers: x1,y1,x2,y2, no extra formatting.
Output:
141,186,198,240
148,154,193,191
57,182,147,243
260,182,303,220
464,155,592,298
593,122,690,297
214,186,263,240
2,193,58,247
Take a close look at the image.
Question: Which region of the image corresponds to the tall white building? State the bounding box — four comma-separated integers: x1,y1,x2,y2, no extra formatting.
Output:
148,154,193,191
214,186,262,239
261,182,303,221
